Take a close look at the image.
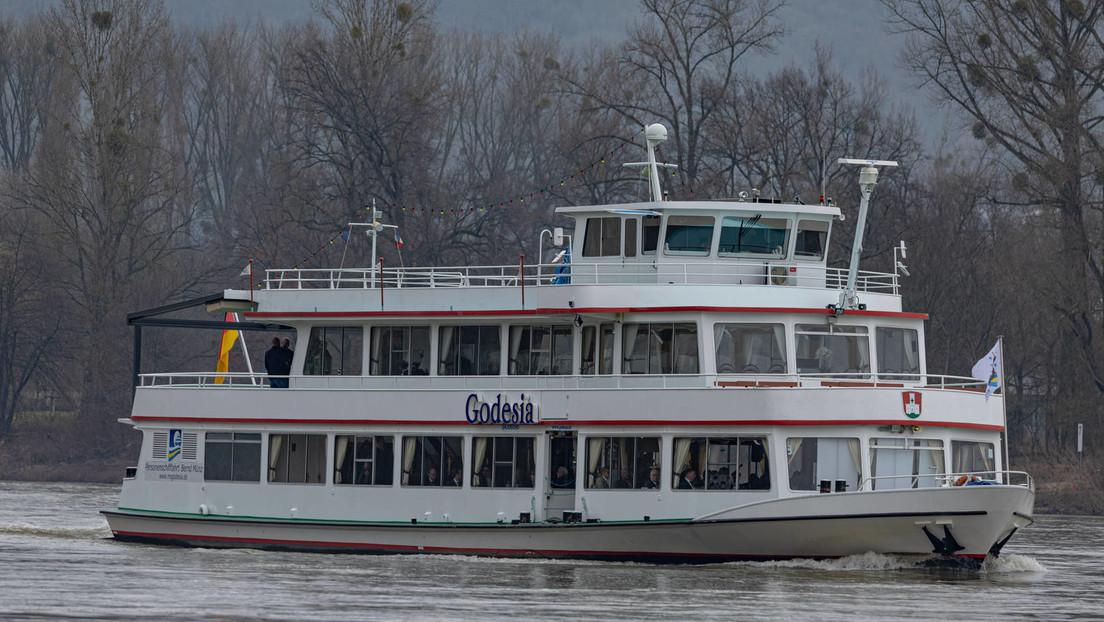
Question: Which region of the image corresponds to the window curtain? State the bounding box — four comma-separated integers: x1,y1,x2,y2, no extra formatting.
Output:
869,448,879,490
848,438,862,480
370,327,384,375
772,325,786,372
953,444,967,474
786,438,803,466
587,437,604,487
903,330,920,375
472,437,488,486
509,327,526,374
673,438,691,487
334,436,349,484
267,434,283,482
402,437,417,485
714,325,734,372
980,444,994,473
581,326,595,374
674,327,698,373
438,327,454,374
649,326,665,374
622,325,640,373
856,336,870,372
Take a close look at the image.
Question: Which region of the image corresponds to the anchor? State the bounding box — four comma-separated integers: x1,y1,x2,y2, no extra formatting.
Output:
987,528,1018,558
922,525,965,556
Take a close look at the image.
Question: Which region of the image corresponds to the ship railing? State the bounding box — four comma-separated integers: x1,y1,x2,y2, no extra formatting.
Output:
137,372,989,391
857,470,1033,492
261,263,898,293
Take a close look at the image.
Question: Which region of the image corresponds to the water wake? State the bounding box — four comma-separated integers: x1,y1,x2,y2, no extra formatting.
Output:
0,521,111,539
982,553,1046,573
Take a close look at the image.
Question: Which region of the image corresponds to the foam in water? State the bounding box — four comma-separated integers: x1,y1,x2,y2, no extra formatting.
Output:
982,553,1046,573
0,522,112,539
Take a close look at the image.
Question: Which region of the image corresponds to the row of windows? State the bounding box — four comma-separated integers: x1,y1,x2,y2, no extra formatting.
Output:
304,322,920,379
580,214,829,261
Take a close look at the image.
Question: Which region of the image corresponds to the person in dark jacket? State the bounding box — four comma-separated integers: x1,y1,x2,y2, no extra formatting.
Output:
279,338,294,381
264,337,286,388
678,468,700,490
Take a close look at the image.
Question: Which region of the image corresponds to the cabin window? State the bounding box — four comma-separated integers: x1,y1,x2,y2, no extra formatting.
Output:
584,436,661,489
508,325,572,375
786,437,862,492
794,219,830,260
401,435,463,487
794,324,870,377
334,435,394,486
718,215,789,257
869,438,944,490
580,324,615,375
304,326,363,376
672,436,770,491
267,434,326,484
624,218,638,257
204,432,261,482
472,436,536,488
952,441,996,479
642,215,660,254
370,326,430,376
622,322,699,374
714,323,787,374
582,217,622,257
875,327,920,380
663,215,714,255
438,326,501,375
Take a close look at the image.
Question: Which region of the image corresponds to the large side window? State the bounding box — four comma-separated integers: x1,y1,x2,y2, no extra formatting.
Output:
875,327,920,380
438,326,501,375
870,438,944,490
622,322,699,374
581,217,622,257
642,215,660,254
794,324,870,377
268,434,326,484
584,436,662,489
305,326,363,376
370,326,430,376
664,215,714,255
672,436,770,491
951,440,996,479
508,325,572,375
714,323,787,374
718,215,789,257
786,437,862,492
334,435,394,485
794,219,830,261
401,436,463,487
580,324,615,375
472,436,536,488
204,432,261,482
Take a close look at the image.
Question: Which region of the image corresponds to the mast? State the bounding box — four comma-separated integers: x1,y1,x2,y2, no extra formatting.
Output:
836,158,898,310
623,124,678,202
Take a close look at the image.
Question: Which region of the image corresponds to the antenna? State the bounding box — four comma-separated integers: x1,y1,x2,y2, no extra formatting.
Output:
837,158,898,310
623,123,678,202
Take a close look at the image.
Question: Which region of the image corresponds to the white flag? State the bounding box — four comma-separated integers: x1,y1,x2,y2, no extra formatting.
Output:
239,263,252,277
971,341,1002,402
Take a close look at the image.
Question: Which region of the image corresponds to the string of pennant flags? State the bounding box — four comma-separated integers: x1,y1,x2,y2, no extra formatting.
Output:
280,127,696,274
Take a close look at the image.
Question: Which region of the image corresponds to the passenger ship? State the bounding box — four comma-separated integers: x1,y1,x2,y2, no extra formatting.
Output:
104,124,1034,565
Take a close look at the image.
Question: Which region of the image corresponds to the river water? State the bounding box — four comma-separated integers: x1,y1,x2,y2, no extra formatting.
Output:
1,481,1100,621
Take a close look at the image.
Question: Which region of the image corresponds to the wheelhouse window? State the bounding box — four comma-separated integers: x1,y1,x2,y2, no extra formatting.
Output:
508,325,572,375
472,436,536,488
718,215,788,257
305,326,363,375
334,435,394,486
786,437,861,492
584,436,661,489
623,322,699,374
672,436,770,491
401,435,462,486
794,219,830,260
438,326,501,375
268,434,326,484
370,326,430,376
952,440,996,479
664,215,714,255
582,217,622,257
794,324,870,377
580,324,615,375
642,215,660,254
870,438,944,489
204,432,261,482
624,218,638,257
714,323,787,374
875,327,920,380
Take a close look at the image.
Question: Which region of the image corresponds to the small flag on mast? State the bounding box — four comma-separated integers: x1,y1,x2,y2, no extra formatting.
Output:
971,341,1002,402
239,263,251,277
340,226,351,243
394,231,403,248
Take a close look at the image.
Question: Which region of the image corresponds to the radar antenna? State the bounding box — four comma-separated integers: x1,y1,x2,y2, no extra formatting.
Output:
623,123,679,202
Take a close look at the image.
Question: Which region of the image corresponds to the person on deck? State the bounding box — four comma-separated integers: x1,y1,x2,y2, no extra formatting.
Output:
264,337,287,388
279,338,294,381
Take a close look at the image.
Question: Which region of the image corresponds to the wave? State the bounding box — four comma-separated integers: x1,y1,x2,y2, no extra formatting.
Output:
728,550,1046,573
982,553,1046,573
0,521,111,539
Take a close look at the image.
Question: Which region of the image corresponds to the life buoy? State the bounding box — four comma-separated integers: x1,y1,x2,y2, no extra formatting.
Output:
953,475,981,486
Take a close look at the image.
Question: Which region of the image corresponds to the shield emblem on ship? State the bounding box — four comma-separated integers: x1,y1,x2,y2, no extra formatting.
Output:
902,391,921,419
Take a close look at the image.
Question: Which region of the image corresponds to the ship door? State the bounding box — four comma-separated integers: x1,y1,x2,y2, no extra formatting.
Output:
545,431,577,519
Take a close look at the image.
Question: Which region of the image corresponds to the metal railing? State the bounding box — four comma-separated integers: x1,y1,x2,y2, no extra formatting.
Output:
857,470,1033,492
262,262,899,294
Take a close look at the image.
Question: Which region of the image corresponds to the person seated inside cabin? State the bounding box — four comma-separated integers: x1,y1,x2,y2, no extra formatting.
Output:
642,468,660,489
356,463,372,485
423,466,440,487
710,467,733,490
477,465,491,487
515,468,534,488
678,468,700,490
552,465,574,487
593,466,611,489
614,468,633,489
446,468,463,487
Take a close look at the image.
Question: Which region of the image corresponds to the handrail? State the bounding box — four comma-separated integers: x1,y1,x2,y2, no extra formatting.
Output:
857,470,1033,492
